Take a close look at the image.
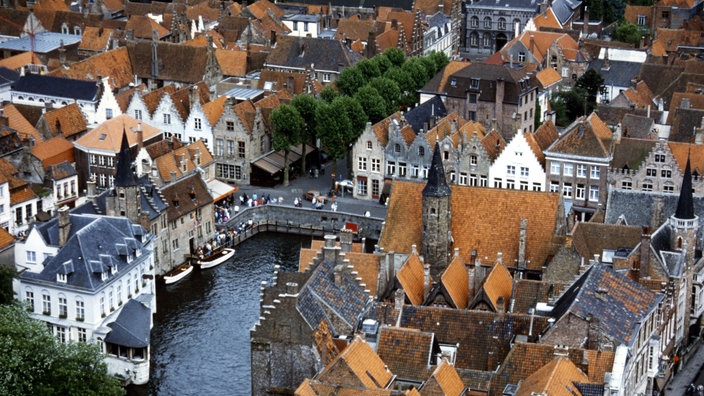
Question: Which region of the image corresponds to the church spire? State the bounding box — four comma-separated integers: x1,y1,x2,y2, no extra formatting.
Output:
675,154,695,220
423,142,451,197
113,130,138,187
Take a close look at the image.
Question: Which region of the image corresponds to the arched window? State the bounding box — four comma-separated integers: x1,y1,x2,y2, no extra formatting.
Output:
498,18,506,30
419,146,425,156
470,16,479,28
483,17,492,29
470,32,479,47
483,33,491,48
61,23,69,34
73,26,81,35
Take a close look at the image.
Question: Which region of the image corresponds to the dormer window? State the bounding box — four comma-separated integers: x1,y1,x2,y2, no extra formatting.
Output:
470,78,480,89
111,264,118,274
101,272,108,281
57,273,67,283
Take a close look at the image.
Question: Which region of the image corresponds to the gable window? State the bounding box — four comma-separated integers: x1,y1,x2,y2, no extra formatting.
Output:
26,251,37,263
194,118,202,130
507,165,516,175
134,109,142,120
105,108,113,119
646,168,657,177
562,67,569,78
367,141,373,150
216,139,224,156
471,155,477,166
664,183,675,193
164,114,171,124
371,158,381,173
642,181,653,191
637,15,646,25
226,140,234,156
518,52,526,62
622,180,633,190
654,153,665,162
419,146,425,156
661,169,672,178
520,167,529,177
226,121,234,131
394,143,401,153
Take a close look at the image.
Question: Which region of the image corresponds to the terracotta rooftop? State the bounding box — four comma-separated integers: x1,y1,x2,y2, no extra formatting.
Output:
532,8,562,29
535,67,562,88
397,250,427,306
471,261,513,312
0,227,14,251
215,48,248,77
0,52,44,71
441,254,469,309
155,140,213,183
380,181,562,271
74,114,161,152
546,112,612,159
422,359,466,396
52,47,134,90
32,136,75,169
41,103,87,139
516,357,589,396
79,26,114,52
317,336,394,389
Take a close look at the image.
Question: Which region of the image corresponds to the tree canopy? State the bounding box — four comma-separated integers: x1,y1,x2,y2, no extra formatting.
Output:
270,103,304,186
613,22,646,47
0,304,125,396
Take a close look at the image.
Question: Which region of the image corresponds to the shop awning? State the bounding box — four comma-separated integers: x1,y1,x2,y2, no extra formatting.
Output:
251,144,316,175
207,179,238,202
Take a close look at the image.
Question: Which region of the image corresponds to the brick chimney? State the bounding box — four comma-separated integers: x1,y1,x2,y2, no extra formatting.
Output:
339,228,353,252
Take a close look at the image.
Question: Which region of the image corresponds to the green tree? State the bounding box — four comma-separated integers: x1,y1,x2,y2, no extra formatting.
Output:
576,69,605,106
334,96,368,139
426,50,450,75
336,67,366,96
0,265,15,305
354,86,387,123
371,55,393,75
402,57,429,90
319,86,339,103
383,47,406,67
270,103,304,186
0,304,124,396
613,22,646,47
291,94,319,174
369,77,401,114
355,58,382,80
551,87,589,126
316,101,352,176
384,66,417,109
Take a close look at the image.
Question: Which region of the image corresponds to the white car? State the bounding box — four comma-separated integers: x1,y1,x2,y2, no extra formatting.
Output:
335,179,354,192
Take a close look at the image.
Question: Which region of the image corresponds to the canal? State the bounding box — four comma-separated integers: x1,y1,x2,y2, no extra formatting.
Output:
127,233,311,396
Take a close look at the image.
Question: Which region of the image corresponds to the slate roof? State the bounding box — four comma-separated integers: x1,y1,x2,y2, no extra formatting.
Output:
296,252,370,334
290,0,413,8
511,279,569,314
404,96,447,134
380,181,562,271
571,222,642,261
22,213,147,292
549,264,662,347
104,299,151,348
376,326,436,380
588,59,641,88
0,67,19,86
113,131,139,187
595,104,663,128
620,114,654,139
676,156,695,219
45,160,76,181
605,189,704,227
422,143,452,197
265,35,360,72
12,73,98,102
515,357,589,396
551,0,582,24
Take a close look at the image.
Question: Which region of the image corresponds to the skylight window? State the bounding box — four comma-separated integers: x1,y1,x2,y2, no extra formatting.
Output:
99,133,107,140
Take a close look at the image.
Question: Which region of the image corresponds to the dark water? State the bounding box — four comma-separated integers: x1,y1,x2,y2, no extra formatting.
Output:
127,233,310,396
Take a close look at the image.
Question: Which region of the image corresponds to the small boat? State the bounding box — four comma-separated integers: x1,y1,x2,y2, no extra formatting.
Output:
196,248,235,269
163,263,194,284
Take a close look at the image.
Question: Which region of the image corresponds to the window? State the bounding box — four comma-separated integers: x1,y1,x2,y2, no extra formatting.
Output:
76,299,84,320
470,32,478,47
412,165,419,178
622,180,632,190
507,165,515,175
172,239,179,249
662,10,670,18
358,157,368,171
398,163,408,177
664,183,675,193
164,114,171,124
226,121,234,131
470,16,479,28
357,179,367,196
590,166,601,178
589,185,599,201
77,328,87,343
471,155,477,166
419,146,425,156
642,181,653,191
323,73,330,82
646,168,657,177
520,167,529,177
483,33,491,48
367,141,373,150
372,179,380,197
25,290,34,311
387,161,396,175
394,143,401,153
134,109,142,120
58,296,67,318
483,17,492,29
26,251,36,263
655,153,665,163
480,176,487,186
661,169,672,178
260,136,266,152
563,183,572,198
469,94,477,104
42,293,51,315
470,78,480,89
577,164,587,177
506,179,515,189
637,15,646,26
460,173,468,185
562,67,569,78
494,178,502,188
498,18,506,30
216,139,224,156
563,163,573,176
105,108,113,119
550,162,561,175
532,183,541,191
371,158,381,173
237,141,245,158
518,52,526,62
108,289,114,309
576,184,585,199
56,326,67,344
520,181,528,190
194,118,202,130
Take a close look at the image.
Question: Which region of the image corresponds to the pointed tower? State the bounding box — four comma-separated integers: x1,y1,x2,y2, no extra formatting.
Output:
670,155,698,260
107,130,141,222
422,143,453,278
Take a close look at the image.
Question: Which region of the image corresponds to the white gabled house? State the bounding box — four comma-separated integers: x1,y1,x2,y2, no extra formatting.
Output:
93,77,123,126
13,207,156,385
489,122,558,192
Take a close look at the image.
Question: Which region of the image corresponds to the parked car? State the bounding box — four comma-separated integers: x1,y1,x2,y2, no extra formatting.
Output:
335,179,354,192
303,190,328,203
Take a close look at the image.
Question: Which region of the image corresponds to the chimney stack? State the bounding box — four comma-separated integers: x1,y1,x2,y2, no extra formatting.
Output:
137,122,143,150
423,264,431,302
339,228,353,252
640,227,651,278
58,206,71,247
518,219,527,268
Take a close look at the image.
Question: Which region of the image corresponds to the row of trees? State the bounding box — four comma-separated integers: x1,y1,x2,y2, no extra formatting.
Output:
0,267,125,395
270,48,450,186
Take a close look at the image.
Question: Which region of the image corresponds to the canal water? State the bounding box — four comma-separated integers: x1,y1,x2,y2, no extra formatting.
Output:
127,233,311,396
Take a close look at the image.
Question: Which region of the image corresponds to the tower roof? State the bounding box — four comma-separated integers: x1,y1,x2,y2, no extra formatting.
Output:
675,154,695,220
422,142,451,197
113,130,138,187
